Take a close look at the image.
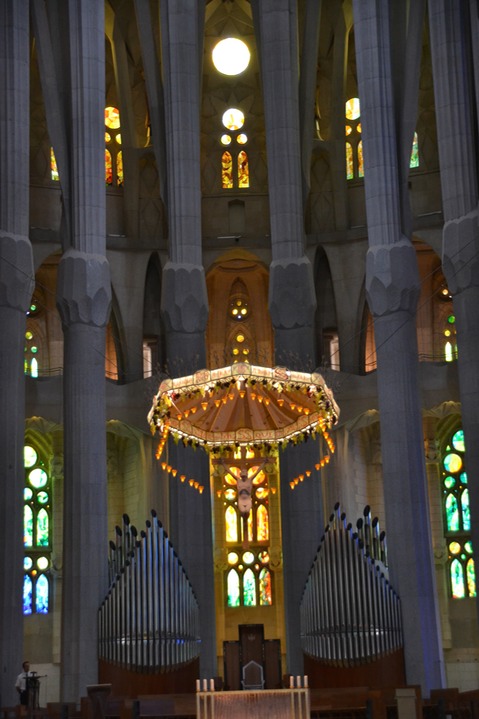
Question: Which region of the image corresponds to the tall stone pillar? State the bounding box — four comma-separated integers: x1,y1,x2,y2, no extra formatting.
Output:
56,2,111,702
352,0,445,694
0,0,34,706
252,0,321,676
158,1,216,679
428,2,479,624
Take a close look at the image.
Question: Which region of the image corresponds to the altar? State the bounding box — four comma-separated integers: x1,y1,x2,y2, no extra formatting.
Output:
196,684,310,719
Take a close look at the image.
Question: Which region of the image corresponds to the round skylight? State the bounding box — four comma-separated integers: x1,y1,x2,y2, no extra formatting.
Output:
212,38,250,76
222,108,245,131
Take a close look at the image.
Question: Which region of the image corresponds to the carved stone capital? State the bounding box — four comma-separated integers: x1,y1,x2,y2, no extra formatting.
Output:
56,249,111,327
365,239,420,317
161,261,208,334
0,232,34,312
269,256,316,329
442,209,479,294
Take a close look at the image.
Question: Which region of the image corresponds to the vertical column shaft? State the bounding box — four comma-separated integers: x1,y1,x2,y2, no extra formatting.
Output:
353,0,446,694
429,1,479,624
0,0,34,707
57,0,111,702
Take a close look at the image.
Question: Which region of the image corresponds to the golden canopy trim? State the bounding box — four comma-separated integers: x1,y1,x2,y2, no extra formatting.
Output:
147,363,339,453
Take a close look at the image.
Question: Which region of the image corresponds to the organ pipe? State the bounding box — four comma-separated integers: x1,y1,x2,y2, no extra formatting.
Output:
99,509,200,671
300,504,403,666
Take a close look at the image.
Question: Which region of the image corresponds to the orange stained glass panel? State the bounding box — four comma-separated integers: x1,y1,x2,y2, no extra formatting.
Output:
225,505,238,542
256,504,269,541
358,140,364,177
222,151,233,189
105,149,113,185
105,106,120,129
346,143,353,180
116,150,123,186
238,150,249,188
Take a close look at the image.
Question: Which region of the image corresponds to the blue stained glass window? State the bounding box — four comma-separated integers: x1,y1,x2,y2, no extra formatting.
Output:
461,490,471,531
23,444,52,614
23,575,33,615
35,575,49,614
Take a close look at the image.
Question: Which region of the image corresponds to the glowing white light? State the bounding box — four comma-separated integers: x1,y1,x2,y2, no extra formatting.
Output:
212,38,250,76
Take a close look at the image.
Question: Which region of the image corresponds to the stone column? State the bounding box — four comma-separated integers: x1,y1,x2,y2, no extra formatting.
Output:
428,1,479,624
252,0,322,677
352,0,445,694
253,0,317,367
55,1,111,702
158,1,216,679
0,0,34,706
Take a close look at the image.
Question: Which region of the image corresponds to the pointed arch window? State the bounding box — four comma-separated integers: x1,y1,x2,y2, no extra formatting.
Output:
23,444,52,614
345,98,363,180
220,108,249,189
442,427,475,598
105,107,123,187
222,450,273,607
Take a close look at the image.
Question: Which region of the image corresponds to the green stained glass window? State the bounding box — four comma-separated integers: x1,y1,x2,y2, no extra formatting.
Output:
445,494,459,532
24,446,37,467
443,453,462,473
409,132,419,168
451,559,465,598
243,568,256,606
24,506,33,546
452,430,465,452
36,509,49,546
29,467,47,488
467,559,476,597
442,425,475,598
23,444,52,614
461,490,471,531
227,569,240,607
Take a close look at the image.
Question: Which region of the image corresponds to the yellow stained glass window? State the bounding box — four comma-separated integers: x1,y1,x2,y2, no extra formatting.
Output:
222,151,233,189
238,150,249,188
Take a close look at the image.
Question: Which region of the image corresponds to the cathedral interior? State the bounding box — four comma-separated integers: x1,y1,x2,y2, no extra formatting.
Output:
1,0,479,711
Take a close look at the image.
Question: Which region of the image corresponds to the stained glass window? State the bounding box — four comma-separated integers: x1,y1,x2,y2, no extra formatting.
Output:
23,444,51,614
222,451,274,607
220,108,249,190
24,326,41,378
410,131,419,168
222,151,234,189
345,98,363,180
105,107,123,187
50,148,59,181
442,427,475,598
237,151,249,188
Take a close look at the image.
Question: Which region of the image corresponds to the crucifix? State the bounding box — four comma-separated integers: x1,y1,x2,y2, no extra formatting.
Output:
212,446,274,544
212,446,274,515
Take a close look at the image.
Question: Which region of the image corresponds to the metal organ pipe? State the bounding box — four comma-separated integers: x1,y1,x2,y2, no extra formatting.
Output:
300,504,403,666
98,509,200,672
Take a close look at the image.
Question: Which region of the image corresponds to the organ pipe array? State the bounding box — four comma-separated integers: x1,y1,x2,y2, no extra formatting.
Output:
99,510,200,671
300,503,403,666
